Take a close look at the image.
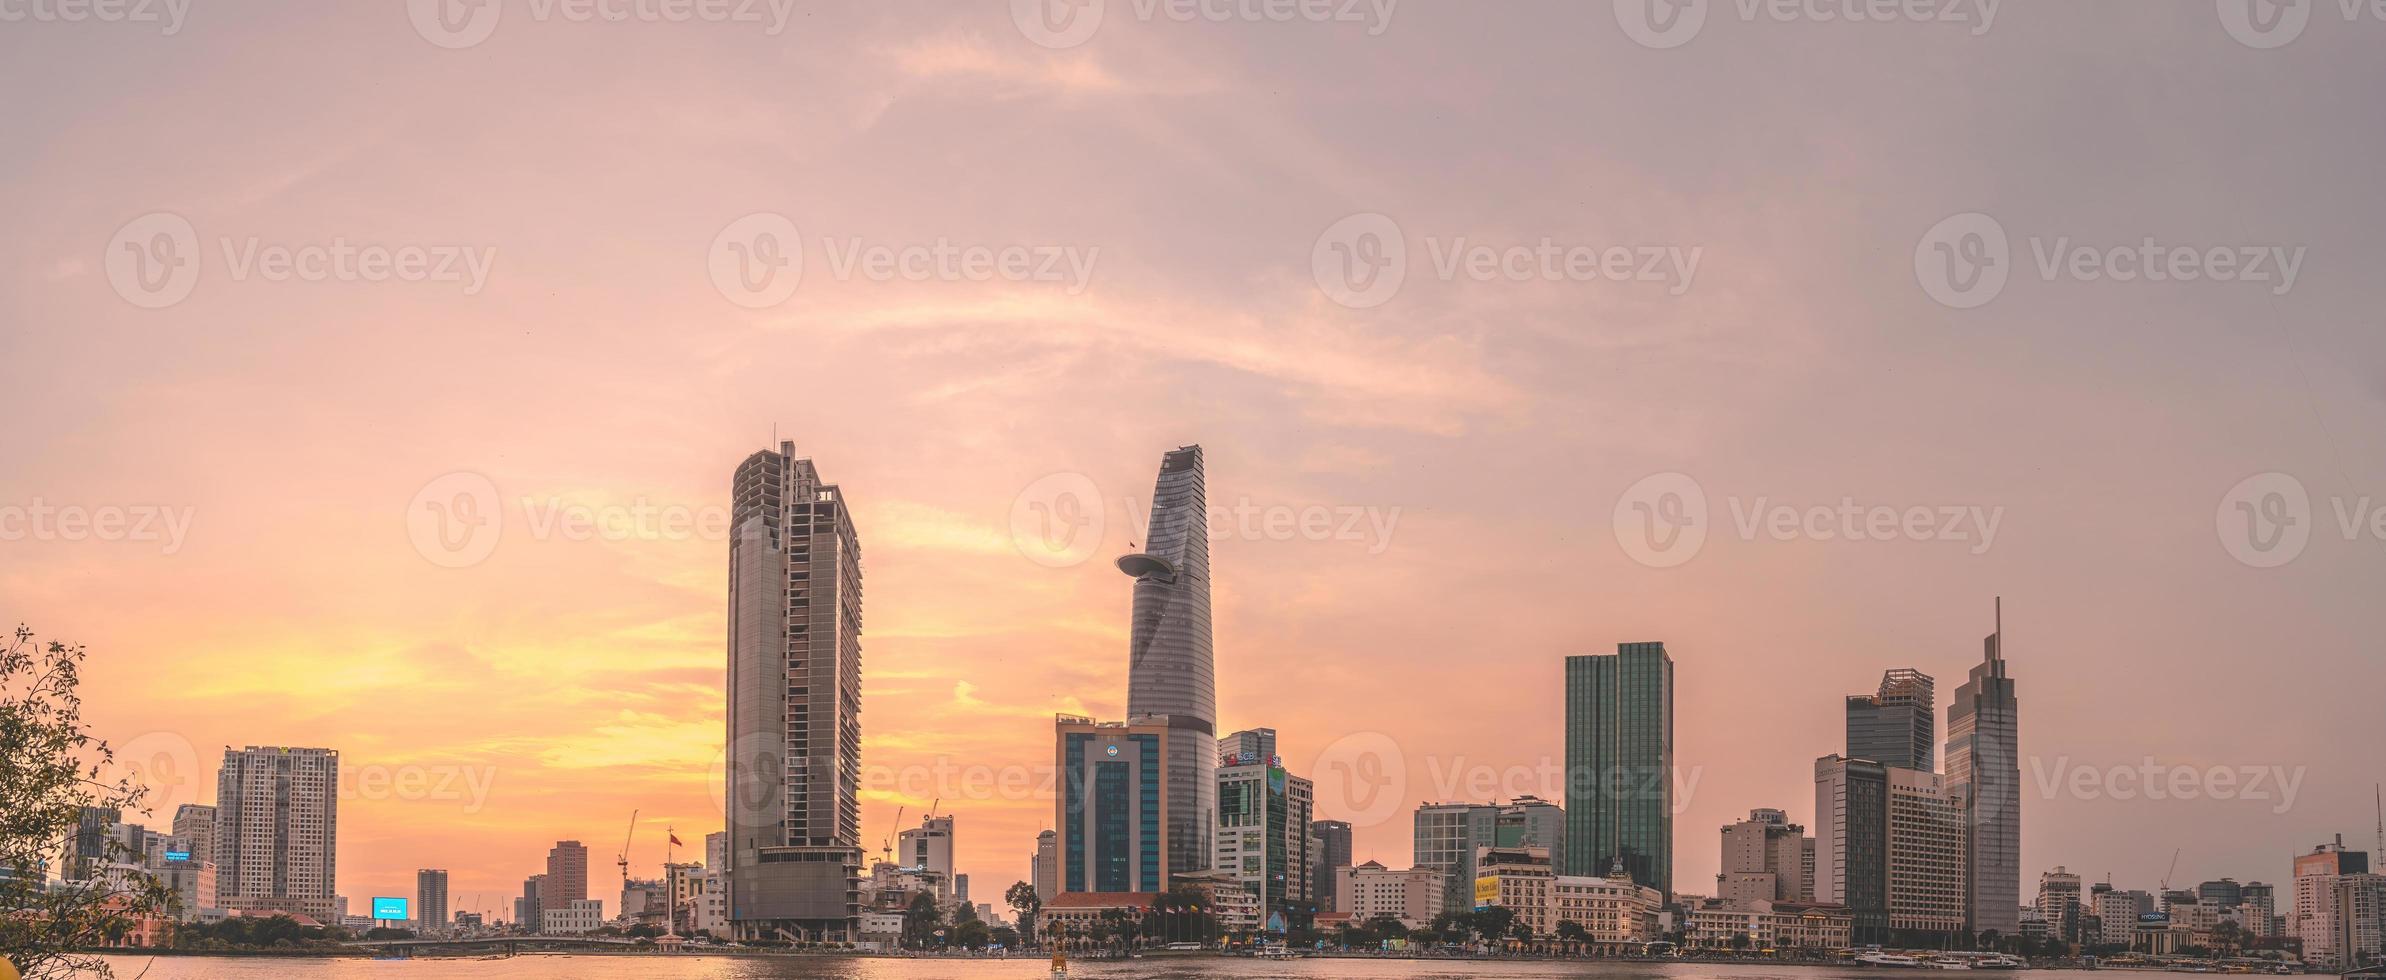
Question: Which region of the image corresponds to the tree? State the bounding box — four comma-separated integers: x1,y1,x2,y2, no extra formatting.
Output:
902,891,945,949
952,919,991,949
1556,919,1591,950
1005,880,1042,946
1,626,174,980
990,925,1020,949
1468,906,1517,946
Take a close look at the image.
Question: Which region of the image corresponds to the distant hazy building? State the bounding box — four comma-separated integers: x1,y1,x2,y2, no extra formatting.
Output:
1815,754,1890,945
2240,881,2278,937
542,898,604,935
2096,887,2152,946
1033,830,1059,902
517,874,545,932
1055,714,1173,893
2197,878,2242,909
1946,604,2019,938
68,806,120,881
1311,820,1352,913
1496,796,1566,880
1563,642,1674,898
417,869,450,933
2294,838,2376,967
1847,669,1935,772
1215,758,1314,931
214,746,339,919
725,443,866,941
171,804,216,869
1720,808,1811,905
1414,802,1500,914
543,841,588,921
2038,867,2083,943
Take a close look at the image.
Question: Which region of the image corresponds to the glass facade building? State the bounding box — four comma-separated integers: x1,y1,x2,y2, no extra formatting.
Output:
1056,716,1170,894
1118,445,1217,876
1946,602,2020,938
1562,642,1674,898
1847,668,1936,772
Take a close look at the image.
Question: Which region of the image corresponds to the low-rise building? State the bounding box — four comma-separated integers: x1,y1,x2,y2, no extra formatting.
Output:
1474,846,1554,938
1039,892,1156,944
541,898,604,935
1686,898,1855,951
1551,867,1663,947
1340,861,1445,931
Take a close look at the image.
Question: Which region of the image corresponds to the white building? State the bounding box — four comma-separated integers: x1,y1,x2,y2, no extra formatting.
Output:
214,746,340,920
541,898,604,935
1339,861,1445,930
898,815,956,900
1552,868,1664,945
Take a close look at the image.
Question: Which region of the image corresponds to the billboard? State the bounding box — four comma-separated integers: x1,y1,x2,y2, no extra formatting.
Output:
371,896,410,920
1474,876,1500,906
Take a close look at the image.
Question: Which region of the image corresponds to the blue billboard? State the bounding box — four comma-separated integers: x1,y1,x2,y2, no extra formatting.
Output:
371,896,410,920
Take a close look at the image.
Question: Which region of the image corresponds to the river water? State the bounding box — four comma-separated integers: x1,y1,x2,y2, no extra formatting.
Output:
92,957,2132,980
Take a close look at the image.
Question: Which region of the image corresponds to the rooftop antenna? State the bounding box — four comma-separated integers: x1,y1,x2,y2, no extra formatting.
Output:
2374,783,2383,858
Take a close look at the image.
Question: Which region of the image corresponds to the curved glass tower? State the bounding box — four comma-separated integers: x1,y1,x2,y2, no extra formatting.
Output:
1117,444,1216,876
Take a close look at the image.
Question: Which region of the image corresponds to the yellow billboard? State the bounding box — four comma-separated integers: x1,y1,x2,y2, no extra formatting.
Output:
1474,876,1500,905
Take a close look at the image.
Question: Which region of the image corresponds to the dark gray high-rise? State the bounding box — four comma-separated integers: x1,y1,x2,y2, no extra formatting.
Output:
1117,445,1217,875
1947,599,2020,938
1311,820,1352,912
1563,642,1674,898
1847,668,1935,771
727,442,863,941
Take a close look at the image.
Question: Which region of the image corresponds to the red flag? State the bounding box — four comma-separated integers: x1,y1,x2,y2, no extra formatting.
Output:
669,832,684,847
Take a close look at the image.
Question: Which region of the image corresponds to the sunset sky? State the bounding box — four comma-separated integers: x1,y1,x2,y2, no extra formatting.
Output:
5,1,2385,923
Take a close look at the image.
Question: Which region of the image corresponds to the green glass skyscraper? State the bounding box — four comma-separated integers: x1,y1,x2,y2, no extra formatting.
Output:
1562,642,1674,899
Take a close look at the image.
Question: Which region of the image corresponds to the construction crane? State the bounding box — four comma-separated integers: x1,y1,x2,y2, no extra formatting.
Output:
2160,847,2182,892
617,809,639,894
880,805,905,866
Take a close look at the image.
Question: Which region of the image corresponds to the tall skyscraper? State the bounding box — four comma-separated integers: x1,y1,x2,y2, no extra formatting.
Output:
1117,444,1217,876
1310,820,1352,913
1847,668,1935,771
1946,600,2020,938
1032,830,1059,902
726,442,865,941
417,869,451,932
213,746,339,920
544,841,588,918
1215,757,1314,931
1563,642,1675,898
1815,754,1890,945
1054,714,1172,893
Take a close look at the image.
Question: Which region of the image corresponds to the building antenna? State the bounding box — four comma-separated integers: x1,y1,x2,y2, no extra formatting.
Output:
2374,783,2383,858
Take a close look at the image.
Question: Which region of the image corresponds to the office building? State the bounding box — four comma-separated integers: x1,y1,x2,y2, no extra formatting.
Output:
1685,897,1856,951
1215,757,1314,932
1552,866,1665,946
1847,668,1935,772
1474,845,1555,936
1033,829,1059,902
542,898,604,935
2240,881,2277,937
2039,866,2083,943
543,841,588,920
1815,754,1890,944
1414,801,1500,914
171,804,216,869
1885,767,1965,943
1339,860,1445,930
1311,819,1352,913
1946,600,2019,938
152,851,216,923
1219,728,1276,766
1117,444,1218,876
67,806,120,881
417,869,450,934
1496,796,1566,880
726,442,866,941
2198,878,2242,909
1563,642,1674,898
1720,808,1811,905
899,815,956,899
517,874,545,932
1055,714,1172,894
2294,838,2375,967
2096,887,2151,946
213,746,339,919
